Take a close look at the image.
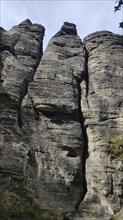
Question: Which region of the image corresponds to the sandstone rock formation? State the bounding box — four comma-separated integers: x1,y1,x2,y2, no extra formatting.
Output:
0,20,123,220
79,31,123,220
21,21,86,214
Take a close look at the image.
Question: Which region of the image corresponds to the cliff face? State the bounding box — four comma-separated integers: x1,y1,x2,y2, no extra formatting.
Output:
80,31,123,220
0,20,123,220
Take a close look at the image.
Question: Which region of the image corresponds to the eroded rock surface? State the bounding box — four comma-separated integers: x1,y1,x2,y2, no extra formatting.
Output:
0,19,46,219
21,21,86,214
79,31,123,220
0,19,44,173
0,21,123,220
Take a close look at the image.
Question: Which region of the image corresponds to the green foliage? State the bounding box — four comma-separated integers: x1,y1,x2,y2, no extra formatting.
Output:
109,207,123,220
0,184,62,220
115,0,123,12
108,135,123,144
114,0,123,28
107,135,123,161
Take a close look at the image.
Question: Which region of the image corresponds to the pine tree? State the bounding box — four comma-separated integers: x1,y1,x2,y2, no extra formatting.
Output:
115,0,123,28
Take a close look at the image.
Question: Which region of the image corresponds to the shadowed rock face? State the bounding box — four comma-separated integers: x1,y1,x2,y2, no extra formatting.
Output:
0,21,123,220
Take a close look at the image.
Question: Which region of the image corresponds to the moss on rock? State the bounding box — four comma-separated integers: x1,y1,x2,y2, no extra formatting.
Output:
107,135,123,161
0,183,62,220
109,208,123,220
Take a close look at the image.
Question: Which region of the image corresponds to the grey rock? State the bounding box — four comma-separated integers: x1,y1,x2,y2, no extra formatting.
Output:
0,19,44,181
0,22,123,220
21,21,86,214
55,22,78,36
79,31,123,219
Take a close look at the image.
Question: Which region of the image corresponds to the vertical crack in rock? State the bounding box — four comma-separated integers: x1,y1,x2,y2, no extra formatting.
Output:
81,45,89,180
77,31,123,219
83,45,89,97
74,47,89,211
0,21,123,220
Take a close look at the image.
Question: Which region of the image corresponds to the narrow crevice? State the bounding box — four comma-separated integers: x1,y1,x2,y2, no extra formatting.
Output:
18,101,23,128
0,57,4,81
74,46,89,211
18,78,31,128
30,99,40,120
74,79,88,211
83,44,89,97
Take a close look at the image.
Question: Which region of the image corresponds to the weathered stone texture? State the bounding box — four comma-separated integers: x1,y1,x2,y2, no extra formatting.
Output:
0,19,44,183
79,31,123,219
21,22,86,213
0,21,123,220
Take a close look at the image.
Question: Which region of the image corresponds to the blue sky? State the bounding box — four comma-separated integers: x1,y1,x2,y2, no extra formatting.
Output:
0,0,123,49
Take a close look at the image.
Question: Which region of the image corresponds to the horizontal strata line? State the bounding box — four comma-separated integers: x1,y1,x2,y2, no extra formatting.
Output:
33,78,78,86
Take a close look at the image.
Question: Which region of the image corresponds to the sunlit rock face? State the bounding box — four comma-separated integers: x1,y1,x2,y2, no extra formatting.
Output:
21,21,86,213
0,19,44,179
80,31,123,220
0,20,123,220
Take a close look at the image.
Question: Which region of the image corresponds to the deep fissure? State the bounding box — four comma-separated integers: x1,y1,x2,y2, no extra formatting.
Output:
83,44,89,97
75,46,89,211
